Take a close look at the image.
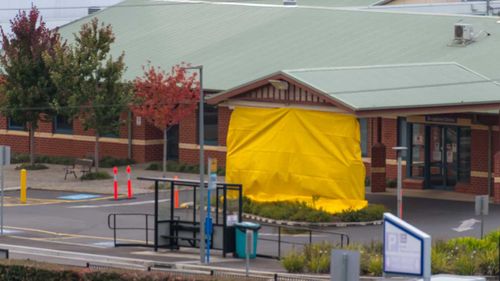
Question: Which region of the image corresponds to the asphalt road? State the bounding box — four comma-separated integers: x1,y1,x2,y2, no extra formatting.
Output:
0,188,498,268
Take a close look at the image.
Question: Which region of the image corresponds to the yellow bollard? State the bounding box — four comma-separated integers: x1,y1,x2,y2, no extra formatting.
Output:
20,169,26,204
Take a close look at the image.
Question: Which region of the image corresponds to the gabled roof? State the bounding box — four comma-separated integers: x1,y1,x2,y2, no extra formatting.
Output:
59,0,500,91
208,63,500,115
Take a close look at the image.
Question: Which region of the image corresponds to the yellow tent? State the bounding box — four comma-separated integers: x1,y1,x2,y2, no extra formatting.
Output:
226,107,367,214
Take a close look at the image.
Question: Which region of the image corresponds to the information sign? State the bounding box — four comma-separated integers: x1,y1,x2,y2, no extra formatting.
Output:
383,213,431,281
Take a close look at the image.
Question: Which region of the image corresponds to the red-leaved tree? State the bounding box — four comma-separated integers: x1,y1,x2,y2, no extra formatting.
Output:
131,64,199,176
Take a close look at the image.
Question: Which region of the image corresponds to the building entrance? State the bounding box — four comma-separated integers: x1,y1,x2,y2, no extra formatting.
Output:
407,122,470,190
428,126,457,190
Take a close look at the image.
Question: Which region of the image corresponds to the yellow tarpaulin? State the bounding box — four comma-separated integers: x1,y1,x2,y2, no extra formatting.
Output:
226,107,367,214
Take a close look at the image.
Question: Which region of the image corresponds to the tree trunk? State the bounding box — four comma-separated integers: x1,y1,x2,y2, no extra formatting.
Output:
163,128,167,178
29,123,35,166
95,132,100,172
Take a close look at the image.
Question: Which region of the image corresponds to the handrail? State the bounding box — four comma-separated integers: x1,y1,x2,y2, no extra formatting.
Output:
255,222,350,260
108,213,154,247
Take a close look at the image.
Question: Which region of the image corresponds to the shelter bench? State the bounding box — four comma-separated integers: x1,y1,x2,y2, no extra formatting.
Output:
162,222,201,248
64,158,94,180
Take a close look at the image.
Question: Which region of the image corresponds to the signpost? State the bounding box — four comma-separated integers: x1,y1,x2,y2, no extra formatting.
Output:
205,158,217,263
0,146,11,236
383,213,431,281
475,195,489,239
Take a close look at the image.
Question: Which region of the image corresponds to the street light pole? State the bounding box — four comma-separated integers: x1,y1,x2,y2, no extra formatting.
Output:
392,146,407,219
186,65,206,263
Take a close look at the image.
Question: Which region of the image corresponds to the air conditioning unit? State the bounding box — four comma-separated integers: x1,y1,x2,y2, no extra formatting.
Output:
88,6,101,15
454,23,474,43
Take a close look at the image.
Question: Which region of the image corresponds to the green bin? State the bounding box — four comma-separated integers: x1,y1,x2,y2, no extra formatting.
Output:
234,222,261,258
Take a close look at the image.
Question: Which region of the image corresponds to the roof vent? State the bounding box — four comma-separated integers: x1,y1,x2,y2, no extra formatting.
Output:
453,23,474,45
283,0,297,6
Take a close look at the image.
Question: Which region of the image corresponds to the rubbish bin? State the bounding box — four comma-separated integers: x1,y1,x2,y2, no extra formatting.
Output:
234,221,261,258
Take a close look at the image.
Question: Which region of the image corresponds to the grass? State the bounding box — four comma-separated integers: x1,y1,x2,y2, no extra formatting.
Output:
242,197,387,223
80,171,113,181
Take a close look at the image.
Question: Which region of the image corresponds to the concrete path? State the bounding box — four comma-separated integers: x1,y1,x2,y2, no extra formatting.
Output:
2,163,203,195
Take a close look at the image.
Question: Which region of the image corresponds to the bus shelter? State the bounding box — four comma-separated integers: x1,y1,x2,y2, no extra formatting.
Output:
137,177,243,257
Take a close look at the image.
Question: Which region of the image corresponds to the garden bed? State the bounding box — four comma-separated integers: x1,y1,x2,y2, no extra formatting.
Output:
281,230,500,276
242,197,386,223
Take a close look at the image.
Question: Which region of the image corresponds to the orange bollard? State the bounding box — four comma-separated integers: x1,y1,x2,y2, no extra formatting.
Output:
173,175,179,208
126,165,133,199
113,166,118,200
174,188,179,208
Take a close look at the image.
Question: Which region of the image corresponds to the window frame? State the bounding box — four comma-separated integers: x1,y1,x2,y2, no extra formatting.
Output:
53,115,73,134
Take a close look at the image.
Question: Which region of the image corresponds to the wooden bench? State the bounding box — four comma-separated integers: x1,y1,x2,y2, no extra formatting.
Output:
64,158,94,180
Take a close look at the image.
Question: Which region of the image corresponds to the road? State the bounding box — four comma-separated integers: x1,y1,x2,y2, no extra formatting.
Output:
0,188,498,270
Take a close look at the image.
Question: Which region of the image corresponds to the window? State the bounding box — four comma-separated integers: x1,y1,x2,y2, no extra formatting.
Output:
397,117,407,158
458,127,471,183
359,118,368,157
198,105,218,145
8,118,24,131
54,115,73,134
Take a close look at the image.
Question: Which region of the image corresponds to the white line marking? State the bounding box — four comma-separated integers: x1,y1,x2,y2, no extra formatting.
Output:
452,218,480,232
68,199,169,208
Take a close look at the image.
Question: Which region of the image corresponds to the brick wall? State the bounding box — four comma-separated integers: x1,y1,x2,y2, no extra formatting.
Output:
0,112,165,163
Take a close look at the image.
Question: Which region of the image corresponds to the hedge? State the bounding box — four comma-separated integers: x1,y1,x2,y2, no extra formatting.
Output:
0,259,241,281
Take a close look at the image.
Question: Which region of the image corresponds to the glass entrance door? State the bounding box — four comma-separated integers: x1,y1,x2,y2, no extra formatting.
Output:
427,126,457,190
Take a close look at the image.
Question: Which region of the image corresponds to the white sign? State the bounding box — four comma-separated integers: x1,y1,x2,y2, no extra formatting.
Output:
383,213,431,280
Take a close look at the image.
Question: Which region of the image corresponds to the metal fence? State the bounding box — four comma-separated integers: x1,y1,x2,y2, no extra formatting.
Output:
256,222,350,260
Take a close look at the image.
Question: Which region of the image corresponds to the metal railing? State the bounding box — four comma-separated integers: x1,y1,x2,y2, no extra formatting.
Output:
256,222,350,260
107,213,154,247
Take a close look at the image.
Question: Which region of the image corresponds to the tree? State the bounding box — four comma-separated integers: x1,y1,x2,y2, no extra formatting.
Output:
131,64,199,176
46,18,130,171
0,7,64,165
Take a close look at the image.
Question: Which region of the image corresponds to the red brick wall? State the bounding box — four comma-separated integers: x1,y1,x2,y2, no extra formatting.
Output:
0,113,165,163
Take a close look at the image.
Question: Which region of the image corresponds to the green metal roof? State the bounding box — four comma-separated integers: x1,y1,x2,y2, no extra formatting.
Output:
201,0,379,7
59,0,500,91
283,63,500,110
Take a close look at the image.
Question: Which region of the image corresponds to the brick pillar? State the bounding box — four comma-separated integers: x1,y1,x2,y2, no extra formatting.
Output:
371,142,386,192
494,152,500,203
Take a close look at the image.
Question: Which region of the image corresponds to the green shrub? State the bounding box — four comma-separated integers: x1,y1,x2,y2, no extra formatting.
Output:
338,204,386,222
11,153,74,166
99,156,135,168
281,249,306,273
81,171,112,181
484,228,500,245
453,252,478,275
367,254,383,276
11,153,30,164
242,197,334,223
432,247,451,274
15,163,49,170
476,247,499,276
386,178,397,188
304,242,333,273
243,197,386,223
